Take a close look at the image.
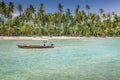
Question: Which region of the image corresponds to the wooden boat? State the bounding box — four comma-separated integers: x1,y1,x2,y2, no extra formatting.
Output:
18,44,54,48
18,38,54,49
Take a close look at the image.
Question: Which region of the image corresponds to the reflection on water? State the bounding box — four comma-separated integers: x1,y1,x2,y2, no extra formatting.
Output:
0,38,120,80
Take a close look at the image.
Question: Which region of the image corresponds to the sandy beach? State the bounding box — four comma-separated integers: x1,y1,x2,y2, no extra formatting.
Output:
0,36,84,40
0,36,119,40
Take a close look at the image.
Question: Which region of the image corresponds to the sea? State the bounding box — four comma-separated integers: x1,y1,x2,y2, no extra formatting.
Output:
0,38,120,80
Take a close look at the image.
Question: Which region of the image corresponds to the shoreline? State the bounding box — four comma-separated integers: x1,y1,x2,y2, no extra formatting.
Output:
0,36,119,40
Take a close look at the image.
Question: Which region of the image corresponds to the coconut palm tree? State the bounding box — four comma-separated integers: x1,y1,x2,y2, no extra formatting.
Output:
17,4,23,16
99,8,104,14
7,1,14,36
58,3,63,15
0,1,6,24
25,7,31,23
66,8,72,26
85,4,90,13
57,3,63,28
25,4,35,24
29,4,35,14
8,2,14,18
37,3,45,26
75,4,80,15
74,4,81,24
99,8,104,22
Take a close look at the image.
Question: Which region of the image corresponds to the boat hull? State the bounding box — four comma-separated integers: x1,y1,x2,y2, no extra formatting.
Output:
18,45,54,48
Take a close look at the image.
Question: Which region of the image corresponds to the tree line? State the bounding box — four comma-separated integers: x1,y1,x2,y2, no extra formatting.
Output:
0,1,120,37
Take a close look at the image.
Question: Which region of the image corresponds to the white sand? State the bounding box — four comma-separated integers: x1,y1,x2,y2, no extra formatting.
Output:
0,36,119,40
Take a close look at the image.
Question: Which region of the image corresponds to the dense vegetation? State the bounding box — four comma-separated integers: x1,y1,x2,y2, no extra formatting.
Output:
0,1,120,37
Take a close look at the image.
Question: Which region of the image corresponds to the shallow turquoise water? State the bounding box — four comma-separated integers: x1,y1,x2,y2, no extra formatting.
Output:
0,38,120,80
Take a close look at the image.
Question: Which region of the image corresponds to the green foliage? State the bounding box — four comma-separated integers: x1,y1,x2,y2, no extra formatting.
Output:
0,1,120,37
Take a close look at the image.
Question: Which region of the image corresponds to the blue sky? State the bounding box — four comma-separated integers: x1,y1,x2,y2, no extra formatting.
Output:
4,0,120,15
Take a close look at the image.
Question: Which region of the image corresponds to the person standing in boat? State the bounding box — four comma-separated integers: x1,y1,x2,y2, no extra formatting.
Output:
43,42,45,46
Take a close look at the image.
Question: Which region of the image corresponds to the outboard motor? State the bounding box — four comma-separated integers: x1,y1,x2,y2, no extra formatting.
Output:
50,42,55,46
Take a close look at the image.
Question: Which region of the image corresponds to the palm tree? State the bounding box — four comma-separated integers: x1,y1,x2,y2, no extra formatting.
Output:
58,3,63,15
85,4,90,30
17,4,23,16
57,3,63,28
102,13,106,20
8,2,14,18
74,4,81,24
29,4,35,14
7,1,14,36
37,3,45,26
0,1,6,24
63,8,72,35
85,4,90,13
80,10,86,23
66,8,72,25
25,7,31,23
75,4,80,15
25,4,35,24
29,4,35,24
99,8,104,14
107,13,111,20
99,8,104,22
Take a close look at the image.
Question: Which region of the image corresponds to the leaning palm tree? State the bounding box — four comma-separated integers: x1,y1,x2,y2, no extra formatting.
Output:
17,4,23,16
